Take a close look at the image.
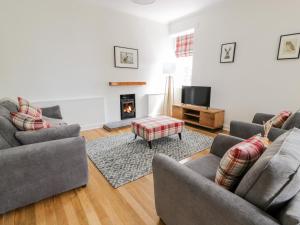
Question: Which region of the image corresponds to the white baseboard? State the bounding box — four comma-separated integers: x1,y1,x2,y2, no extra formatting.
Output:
80,123,104,131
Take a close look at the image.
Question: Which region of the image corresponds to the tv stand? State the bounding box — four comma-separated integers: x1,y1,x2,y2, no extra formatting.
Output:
172,104,225,130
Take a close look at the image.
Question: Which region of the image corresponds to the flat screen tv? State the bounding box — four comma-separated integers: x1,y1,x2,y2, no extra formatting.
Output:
181,86,211,108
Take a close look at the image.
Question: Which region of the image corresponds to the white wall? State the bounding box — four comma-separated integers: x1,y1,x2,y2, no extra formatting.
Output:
169,0,300,129
0,0,170,128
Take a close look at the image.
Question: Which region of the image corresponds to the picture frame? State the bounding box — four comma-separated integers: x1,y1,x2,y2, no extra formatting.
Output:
220,42,236,63
277,33,300,60
114,46,139,69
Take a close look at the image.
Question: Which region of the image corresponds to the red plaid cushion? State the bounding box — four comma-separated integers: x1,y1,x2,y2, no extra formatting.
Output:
215,135,267,191
18,97,42,118
11,112,50,131
269,111,292,128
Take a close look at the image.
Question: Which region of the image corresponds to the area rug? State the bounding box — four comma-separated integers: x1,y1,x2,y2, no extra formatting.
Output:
86,130,213,188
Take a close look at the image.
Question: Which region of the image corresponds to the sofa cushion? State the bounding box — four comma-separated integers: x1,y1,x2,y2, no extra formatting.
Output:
0,106,10,119
0,99,18,113
15,124,80,145
235,129,300,211
282,111,300,130
11,112,50,131
0,135,10,150
278,191,300,225
185,154,220,181
0,117,20,147
268,111,292,128
18,97,42,118
215,135,267,191
43,116,67,127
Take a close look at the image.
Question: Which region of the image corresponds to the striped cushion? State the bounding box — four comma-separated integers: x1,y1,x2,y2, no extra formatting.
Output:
215,135,267,191
132,116,184,141
18,97,42,119
269,111,292,128
11,112,50,131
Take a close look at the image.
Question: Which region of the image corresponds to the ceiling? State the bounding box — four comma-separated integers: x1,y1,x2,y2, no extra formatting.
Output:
94,0,221,24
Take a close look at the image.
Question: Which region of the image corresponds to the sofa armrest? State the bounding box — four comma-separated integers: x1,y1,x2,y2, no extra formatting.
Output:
15,124,81,145
0,137,88,214
230,120,285,142
41,105,62,119
252,113,275,124
210,134,244,158
152,154,279,225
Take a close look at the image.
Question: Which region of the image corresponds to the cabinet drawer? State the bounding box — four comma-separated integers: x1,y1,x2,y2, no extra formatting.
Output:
200,112,215,127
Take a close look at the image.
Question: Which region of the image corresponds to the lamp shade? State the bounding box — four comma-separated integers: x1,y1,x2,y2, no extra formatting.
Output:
163,63,176,74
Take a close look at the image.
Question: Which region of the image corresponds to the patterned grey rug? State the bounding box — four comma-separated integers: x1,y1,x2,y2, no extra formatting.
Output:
86,130,213,188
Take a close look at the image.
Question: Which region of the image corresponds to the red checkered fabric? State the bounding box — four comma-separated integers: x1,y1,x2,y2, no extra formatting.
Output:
18,97,42,118
11,112,50,131
131,116,184,141
175,33,194,57
269,111,292,128
215,135,267,191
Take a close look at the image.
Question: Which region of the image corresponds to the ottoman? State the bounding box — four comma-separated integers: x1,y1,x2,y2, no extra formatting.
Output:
131,116,184,149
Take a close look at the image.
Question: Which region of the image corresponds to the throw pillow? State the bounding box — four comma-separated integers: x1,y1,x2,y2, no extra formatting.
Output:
268,111,292,128
10,112,50,131
18,97,42,118
215,135,268,191
235,129,300,211
15,124,80,145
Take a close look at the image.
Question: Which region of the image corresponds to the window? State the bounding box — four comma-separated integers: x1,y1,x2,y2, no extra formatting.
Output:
172,31,194,102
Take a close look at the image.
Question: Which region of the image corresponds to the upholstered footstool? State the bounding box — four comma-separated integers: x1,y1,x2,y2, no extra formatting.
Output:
131,116,184,149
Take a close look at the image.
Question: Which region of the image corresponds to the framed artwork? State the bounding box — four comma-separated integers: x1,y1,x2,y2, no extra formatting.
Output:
220,42,236,63
114,46,139,69
277,33,300,60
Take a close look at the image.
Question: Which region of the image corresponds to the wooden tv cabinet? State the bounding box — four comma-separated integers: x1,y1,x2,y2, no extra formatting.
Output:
172,104,225,130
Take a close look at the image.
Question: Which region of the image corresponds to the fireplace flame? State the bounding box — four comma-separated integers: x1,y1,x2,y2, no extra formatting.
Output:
124,105,133,113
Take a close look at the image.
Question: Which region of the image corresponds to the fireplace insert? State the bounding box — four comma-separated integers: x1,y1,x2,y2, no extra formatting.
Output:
120,94,136,120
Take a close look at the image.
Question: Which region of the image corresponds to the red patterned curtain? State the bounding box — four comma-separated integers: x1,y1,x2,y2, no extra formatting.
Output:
175,33,194,57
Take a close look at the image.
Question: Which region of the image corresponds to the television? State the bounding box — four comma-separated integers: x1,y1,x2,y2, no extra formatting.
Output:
181,86,211,108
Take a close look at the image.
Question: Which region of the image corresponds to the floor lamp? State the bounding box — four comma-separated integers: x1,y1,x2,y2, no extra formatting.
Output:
163,63,176,116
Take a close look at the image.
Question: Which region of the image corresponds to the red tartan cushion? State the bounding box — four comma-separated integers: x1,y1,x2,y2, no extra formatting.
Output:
215,135,267,191
18,97,42,118
269,111,292,128
10,112,50,131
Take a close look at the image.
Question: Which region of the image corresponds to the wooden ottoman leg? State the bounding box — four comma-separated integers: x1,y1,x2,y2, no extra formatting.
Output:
178,133,182,140
148,141,152,149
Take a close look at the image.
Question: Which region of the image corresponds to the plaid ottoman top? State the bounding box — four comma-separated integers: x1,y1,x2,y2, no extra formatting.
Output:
132,116,184,141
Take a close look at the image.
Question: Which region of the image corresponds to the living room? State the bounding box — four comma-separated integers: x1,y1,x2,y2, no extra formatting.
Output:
0,0,299,224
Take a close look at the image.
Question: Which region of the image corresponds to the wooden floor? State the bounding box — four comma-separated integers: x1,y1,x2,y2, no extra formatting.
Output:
0,125,223,225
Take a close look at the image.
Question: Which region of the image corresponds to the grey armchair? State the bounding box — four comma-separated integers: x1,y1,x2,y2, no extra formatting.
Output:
152,133,300,225
230,111,300,141
0,100,88,214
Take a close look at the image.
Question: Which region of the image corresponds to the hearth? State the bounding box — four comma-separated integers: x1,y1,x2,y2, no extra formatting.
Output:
120,94,136,120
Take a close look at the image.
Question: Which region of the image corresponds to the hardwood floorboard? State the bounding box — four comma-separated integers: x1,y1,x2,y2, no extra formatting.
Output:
1,125,225,225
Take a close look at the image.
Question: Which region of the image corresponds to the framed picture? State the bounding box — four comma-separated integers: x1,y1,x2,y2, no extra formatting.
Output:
114,46,138,69
220,42,236,63
277,33,300,60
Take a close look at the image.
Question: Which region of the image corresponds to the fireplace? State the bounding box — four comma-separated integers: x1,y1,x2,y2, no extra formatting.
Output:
120,94,136,120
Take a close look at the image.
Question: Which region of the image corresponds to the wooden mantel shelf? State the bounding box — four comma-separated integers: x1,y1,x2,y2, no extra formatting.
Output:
109,82,146,86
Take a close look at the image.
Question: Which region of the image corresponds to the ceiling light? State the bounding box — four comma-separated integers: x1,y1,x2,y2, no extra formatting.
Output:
131,0,156,5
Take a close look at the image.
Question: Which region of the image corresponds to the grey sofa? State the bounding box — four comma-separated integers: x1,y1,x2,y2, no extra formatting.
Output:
0,99,88,214
230,111,300,141
153,131,300,225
